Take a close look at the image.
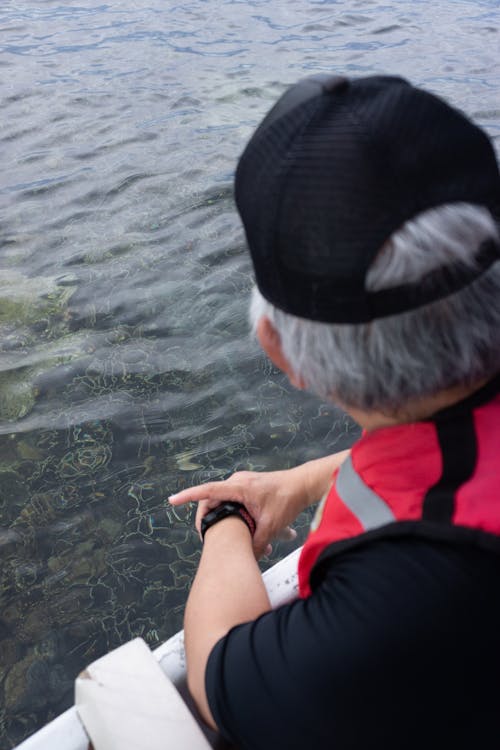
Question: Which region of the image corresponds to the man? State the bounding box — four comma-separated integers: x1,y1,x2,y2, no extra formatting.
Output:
169,75,500,749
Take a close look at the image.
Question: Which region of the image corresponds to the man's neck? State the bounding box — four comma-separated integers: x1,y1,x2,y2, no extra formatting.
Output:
344,378,491,432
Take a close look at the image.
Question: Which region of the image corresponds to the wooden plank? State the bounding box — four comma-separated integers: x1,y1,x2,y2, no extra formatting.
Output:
75,638,211,750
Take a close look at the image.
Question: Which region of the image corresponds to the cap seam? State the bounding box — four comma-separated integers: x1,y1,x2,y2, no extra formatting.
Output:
346,94,411,256
270,94,328,298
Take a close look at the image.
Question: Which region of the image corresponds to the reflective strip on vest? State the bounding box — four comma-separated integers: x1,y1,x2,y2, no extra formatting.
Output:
336,455,396,530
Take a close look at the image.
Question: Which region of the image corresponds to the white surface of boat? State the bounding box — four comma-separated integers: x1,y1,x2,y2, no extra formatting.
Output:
14,546,302,750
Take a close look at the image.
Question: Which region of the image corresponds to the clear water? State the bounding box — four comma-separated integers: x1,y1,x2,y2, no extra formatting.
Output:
0,0,499,745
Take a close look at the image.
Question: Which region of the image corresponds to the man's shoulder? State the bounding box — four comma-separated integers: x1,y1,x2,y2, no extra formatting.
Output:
318,534,500,597
313,535,500,639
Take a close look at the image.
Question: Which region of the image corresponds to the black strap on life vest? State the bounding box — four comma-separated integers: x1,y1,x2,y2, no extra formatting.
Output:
422,373,500,522
422,412,477,522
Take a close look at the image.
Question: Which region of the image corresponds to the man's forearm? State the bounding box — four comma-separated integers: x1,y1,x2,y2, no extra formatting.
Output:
291,449,351,509
184,516,271,728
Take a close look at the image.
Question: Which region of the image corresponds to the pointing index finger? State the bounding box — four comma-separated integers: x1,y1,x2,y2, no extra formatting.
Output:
168,481,240,506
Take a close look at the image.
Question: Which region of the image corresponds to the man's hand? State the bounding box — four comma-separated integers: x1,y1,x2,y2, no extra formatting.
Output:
169,450,351,557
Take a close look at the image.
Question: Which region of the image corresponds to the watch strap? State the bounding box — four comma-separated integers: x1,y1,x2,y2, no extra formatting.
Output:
200,501,256,541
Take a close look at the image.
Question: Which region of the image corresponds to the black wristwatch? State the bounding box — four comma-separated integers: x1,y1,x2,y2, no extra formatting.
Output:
200,501,256,541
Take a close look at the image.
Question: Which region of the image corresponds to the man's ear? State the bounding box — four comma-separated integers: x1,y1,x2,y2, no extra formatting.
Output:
255,316,305,389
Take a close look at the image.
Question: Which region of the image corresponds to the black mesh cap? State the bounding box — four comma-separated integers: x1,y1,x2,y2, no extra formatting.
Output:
235,74,500,323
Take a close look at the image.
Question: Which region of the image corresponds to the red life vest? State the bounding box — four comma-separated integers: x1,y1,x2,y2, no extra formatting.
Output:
298,377,500,598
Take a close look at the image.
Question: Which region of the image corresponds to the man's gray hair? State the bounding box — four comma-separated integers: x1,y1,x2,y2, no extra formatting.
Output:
250,203,500,412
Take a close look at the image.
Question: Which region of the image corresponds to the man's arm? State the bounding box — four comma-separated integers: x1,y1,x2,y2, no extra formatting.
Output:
171,449,351,557
184,516,271,728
